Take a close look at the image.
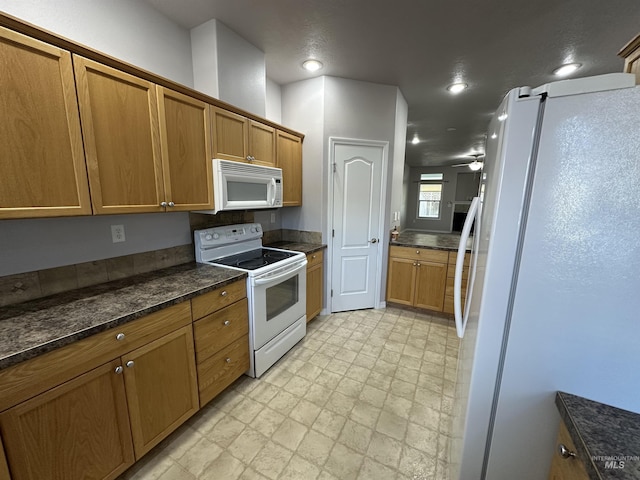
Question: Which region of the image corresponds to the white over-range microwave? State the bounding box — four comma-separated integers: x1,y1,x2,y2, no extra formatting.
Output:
196,159,283,214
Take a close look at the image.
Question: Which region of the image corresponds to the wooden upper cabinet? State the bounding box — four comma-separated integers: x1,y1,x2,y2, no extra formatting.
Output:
157,87,213,211
211,106,249,162
74,55,165,214
619,33,640,84
0,27,91,219
248,120,276,167
0,360,135,480
276,130,303,206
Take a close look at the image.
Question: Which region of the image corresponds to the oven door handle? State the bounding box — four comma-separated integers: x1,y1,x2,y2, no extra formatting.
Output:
253,261,307,286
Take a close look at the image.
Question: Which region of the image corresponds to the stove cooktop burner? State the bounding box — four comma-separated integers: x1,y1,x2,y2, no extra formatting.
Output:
212,248,298,271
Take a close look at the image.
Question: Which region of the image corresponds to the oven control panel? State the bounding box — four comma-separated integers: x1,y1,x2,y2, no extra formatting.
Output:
194,223,263,263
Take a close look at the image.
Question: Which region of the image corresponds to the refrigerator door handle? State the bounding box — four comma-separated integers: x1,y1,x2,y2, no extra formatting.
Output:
454,196,479,338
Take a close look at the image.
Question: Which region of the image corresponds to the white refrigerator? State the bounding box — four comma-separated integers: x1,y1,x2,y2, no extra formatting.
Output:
450,73,640,479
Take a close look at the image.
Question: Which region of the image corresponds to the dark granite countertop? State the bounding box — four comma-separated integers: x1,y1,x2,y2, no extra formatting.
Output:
391,232,472,251
0,263,246,371
556,391,640,479
267,241,326,255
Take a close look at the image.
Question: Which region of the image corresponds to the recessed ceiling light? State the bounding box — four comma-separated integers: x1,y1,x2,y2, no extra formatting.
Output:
302,59,323,72
447,83,468,94
411,135,420,144
553,63,582,77
491,133,498,139
447,127,457,132
498,113,508,121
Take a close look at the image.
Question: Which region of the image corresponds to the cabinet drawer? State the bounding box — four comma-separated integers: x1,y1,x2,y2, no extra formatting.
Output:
0,302,191,412
197,334,250,407
306,250,324,268
191,279,246,320
194,298,249,363
446,276,469,291
390,246,448,263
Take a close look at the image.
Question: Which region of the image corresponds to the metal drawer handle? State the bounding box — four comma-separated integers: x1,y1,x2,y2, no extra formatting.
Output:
224,320,230,326
558,444,576,459
116,333,125,341
221,290,228,297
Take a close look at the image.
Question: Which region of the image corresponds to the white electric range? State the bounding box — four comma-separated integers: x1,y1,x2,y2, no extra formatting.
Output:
194,223,307,378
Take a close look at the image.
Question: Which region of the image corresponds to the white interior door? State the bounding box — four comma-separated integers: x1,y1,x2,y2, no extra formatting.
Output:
330,139,386,312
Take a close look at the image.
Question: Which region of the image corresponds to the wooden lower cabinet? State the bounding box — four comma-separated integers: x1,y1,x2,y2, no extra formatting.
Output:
122,325,199,459
386,246,447,311
306,250,324,321
443,251,471,314
191,279,250,407
548,421,589,480
0,360,134,480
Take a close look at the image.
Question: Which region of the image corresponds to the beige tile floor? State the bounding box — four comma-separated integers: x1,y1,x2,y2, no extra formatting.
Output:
120,307,459,480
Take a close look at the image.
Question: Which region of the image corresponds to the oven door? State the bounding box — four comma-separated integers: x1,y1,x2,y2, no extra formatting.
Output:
250,258,307,350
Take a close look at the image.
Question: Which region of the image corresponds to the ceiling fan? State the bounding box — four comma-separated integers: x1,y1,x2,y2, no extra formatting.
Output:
451,154,484,171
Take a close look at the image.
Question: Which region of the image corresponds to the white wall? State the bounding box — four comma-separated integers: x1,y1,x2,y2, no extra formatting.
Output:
281,77,326,235
390,90,408,231
0,0,194,86
215,21,266,116
0,1,195,276
190,19,219,98
265,78,282,123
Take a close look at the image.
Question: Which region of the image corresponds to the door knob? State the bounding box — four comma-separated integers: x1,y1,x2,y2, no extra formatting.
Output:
369,238,378,243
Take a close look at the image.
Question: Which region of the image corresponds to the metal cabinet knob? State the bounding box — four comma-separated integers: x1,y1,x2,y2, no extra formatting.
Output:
168,201,175,207
160,201,168,207
558,444,576,459
221,290,228,297
224,320,230,326
416,263,421,267
116,333,125,341
416,250,420,254
225,358,231,363
246,155,253,162
126,360,134,368
369,238,378,243
114,366,123,374
312,255,316,259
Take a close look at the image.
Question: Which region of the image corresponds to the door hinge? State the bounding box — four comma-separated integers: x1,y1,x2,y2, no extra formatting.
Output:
332,163,337,173
331,289,333,297
332,229,335,238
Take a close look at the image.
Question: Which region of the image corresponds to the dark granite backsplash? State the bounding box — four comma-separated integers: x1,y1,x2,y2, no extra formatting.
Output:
0,244,195,308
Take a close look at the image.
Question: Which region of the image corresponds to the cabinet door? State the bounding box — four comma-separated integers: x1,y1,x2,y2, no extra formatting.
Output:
249,120,276,167
74,56,165,214
0,27,91,219
307,264,323,321
0,360,134,480
414,261,447,311
122,325,199,459
386,257,416,306
276,130,303,206
211,106,248,162
548,422,590,480
157,87,213,211
0,435,10,480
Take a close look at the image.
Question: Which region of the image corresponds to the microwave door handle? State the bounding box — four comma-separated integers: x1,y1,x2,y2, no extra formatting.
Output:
270,178,276,205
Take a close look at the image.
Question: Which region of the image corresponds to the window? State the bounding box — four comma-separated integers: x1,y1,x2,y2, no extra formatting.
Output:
417,173,443,219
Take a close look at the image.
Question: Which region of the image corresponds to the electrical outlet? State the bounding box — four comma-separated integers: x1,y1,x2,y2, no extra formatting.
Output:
111,224,126,243
270,213,276,224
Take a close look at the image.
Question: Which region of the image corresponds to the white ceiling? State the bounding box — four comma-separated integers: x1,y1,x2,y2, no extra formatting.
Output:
144,0,640,167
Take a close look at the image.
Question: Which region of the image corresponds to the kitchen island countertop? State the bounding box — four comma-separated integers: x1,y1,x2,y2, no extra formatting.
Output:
556,391,640,479
0,263,246,371
391,231,472,251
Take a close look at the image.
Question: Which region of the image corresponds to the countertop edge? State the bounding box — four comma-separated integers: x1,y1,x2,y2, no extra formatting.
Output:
266,242,327,255
556,392,603,480
0,268,247,371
